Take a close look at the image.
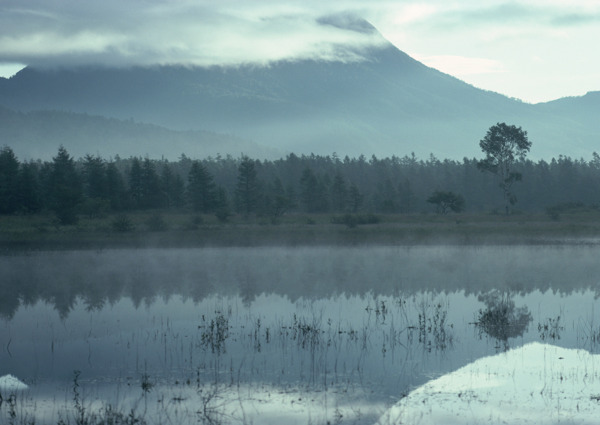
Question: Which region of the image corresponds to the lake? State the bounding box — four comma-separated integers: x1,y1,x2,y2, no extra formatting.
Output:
1,245,600,424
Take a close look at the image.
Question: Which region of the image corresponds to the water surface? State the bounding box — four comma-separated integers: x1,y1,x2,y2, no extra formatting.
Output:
1,245,600,424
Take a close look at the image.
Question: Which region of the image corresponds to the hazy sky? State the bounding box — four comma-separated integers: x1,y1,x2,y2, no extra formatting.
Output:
1,0,599,103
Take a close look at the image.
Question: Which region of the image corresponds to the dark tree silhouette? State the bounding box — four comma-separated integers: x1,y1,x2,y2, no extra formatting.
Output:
263,177,291,222
82,154,107,200
330,171,348,212
347,183,363,213
160,164,185,208
187,160,216,213
0,146,20,214
48,146,83,224
17,161,42,213
214,186,230,222
427,190,465,214
374,178,398,213
140,158,162,208
478,123,531,215
235,156,260,216
3,145,600,218
106,162,126,211
299,167,329,213
128,157,143,208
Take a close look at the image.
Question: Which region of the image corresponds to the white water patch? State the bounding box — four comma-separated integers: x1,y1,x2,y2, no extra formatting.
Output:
377,342,600,425
0,374,28,391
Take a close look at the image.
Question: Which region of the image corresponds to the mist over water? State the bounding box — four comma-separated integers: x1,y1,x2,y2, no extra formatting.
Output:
2,245,600,318
1,245,600,424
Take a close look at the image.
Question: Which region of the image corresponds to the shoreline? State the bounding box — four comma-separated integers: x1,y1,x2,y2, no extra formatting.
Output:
2,212,600,250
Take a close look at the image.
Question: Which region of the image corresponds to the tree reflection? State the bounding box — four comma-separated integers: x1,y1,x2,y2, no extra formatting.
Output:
475,290,532,349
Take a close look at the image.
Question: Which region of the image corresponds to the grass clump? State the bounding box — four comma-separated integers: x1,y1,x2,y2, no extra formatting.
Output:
111,214,135,233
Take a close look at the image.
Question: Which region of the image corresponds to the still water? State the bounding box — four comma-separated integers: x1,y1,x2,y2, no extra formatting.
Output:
1,245,600,424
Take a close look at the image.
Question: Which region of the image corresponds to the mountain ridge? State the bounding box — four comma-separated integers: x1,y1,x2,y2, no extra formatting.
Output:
0,29,598,160
0,106,274,160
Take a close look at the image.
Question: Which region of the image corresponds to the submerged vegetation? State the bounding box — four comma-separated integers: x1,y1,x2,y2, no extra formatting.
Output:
2,242,600,423
2,287,600,424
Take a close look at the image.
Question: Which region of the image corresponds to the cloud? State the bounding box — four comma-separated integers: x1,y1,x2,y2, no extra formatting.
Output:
2,1,598,69
1,0,598,104
0,1,388,68
419,1,600,31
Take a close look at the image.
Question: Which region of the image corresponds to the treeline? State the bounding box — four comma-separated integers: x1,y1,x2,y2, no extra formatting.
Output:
1,145,600,224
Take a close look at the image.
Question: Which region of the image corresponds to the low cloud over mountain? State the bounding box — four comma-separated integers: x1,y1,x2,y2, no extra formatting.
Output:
0,18,598,160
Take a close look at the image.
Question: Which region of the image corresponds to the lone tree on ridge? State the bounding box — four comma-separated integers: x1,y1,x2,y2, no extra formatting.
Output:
477,123,531,215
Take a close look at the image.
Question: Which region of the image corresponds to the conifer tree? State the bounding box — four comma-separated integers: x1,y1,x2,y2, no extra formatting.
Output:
48,146,82,224
106,162,126,211
0,146,20,214
187,161,216,212
235,156,260,216
17,162,41,213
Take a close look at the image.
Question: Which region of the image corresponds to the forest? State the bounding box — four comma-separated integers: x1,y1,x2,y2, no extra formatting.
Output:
1,142,600,227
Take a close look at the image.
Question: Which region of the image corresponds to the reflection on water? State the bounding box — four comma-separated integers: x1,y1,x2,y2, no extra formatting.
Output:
475,290,532,349
1,246,600,424
2,245,600,320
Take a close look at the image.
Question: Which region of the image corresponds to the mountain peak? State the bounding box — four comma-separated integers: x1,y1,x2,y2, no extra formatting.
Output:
316,14,378,35
0,34,597,160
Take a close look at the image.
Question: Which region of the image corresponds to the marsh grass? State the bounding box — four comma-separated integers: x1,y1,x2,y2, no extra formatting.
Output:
3,289,600,424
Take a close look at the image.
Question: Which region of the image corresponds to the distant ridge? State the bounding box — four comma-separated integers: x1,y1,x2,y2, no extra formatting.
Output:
0,106,274,160
0,19,598,160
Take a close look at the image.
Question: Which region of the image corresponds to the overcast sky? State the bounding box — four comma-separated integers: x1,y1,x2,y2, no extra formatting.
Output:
1,0,599,104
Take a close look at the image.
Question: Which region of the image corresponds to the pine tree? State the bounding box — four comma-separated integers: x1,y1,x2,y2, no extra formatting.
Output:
106,162,126,211
82,154,107,200
17,162,42,213
48,146,83,224
235,156,260,216
348,183,363,213
214,186,230,222
187,161,216,213
0,146,20,214
330,171,348,212
300,167,329,213
161,164,185,208
128,157,143,209
264,177,290,221
140,158,162,209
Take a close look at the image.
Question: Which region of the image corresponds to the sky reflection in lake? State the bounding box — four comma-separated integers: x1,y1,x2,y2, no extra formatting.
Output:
1,245,600,424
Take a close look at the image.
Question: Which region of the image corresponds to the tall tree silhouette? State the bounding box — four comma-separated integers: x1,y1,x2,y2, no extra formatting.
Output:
0,146,20,214
330,171,348,212
48,146,82,224
106,162,126,211
17,161,41,213
235,156,260,216
159,163,184,208
82,154,107,200
187,161,216,213
478,123,531,215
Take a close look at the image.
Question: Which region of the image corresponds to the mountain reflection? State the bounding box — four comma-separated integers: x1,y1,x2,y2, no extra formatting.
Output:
2,246,600,319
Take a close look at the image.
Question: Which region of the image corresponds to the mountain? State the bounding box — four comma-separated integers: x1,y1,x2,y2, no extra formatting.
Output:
0,21,598,160
0,107,273,160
